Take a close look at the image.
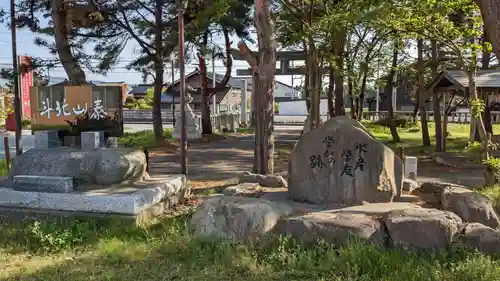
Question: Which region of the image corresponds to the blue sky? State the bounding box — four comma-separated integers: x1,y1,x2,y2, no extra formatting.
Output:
0,3,297,88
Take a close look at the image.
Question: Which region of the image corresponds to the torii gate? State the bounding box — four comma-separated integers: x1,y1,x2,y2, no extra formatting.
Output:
230,47,329,122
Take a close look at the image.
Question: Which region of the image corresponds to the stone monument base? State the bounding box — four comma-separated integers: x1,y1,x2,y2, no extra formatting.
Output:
0,175,189,224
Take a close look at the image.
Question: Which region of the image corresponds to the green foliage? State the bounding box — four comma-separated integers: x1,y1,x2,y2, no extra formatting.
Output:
474,184,500,212
138,103,152,109
65,111,122,137
27,220,92,252
124,96,138,109
483,157,500,181
465,141,483,153
21,117,31,128
471,98,486,118
0,159,9,176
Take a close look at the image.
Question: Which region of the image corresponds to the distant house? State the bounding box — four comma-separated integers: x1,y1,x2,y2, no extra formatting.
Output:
128,84,154,99
158,69,247,112
234,76,300,102
49,79,129,103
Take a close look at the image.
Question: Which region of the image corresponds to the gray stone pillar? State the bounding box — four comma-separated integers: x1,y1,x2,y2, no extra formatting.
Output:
81,131,105,150
34,130,60,149
241,79,248,125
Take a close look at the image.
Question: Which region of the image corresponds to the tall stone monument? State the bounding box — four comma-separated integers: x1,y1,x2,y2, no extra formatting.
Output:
172,93,202,139
289,116,403,206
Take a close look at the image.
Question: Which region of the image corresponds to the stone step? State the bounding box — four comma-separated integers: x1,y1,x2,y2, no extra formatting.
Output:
13,175,74,193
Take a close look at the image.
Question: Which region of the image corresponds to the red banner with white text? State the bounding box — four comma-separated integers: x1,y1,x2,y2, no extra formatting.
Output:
19,56,33,119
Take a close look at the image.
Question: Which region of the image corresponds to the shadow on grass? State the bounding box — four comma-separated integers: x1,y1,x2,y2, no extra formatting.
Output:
2,216,500,281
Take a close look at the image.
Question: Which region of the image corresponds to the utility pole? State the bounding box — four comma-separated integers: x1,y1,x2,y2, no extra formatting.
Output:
10,0,22,156
212,50,217,114
178,1,187,175
171,56,176,127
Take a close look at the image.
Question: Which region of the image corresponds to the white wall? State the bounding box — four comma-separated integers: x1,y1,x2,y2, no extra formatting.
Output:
278,99,330,115
275,83,300,99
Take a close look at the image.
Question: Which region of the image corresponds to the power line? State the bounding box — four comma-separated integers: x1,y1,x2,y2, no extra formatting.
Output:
0,60,252,69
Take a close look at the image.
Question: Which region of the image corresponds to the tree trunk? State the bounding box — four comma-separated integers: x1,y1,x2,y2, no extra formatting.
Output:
358,71,368,120
302,41,311,113
199,54,212,134
253,0,276,174
482,31,493,135
475,0,500,60
51,0,86,84
334,32,346,116
327,65,334,118
386,41,400,143
417,38,431,146
468,52,489,159
308,41,321,130
348,76,356,119
152,0,164,142
430,40,443,152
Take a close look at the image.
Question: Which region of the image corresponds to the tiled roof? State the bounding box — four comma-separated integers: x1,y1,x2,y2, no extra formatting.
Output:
445,69,500,88
161,87,230,104
427,69,500,91
129,84,153,95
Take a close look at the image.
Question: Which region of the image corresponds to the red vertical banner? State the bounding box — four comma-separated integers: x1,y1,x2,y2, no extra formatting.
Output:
19,56,33,119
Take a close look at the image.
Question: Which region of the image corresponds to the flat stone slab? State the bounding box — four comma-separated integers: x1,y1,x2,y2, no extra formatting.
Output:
0,175,187,215
13,175,74,193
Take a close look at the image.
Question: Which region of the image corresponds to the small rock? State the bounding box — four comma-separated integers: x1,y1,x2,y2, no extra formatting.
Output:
442,186,500,230
190,195,293,241
239,171,288,188
278,212,387,246
384,208,462,251
458,223,500,255
402,178,419,192
222,183,260,196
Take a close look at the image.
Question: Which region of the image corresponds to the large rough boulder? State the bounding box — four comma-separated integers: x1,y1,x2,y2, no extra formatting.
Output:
384,208,462,251
457,223,500,255
278,212,387,246
442,186,500,230
412,181,500,229
411,181,463,208
9,147,147,186
288,116,403,205
278,202,420,246
190,195,295,241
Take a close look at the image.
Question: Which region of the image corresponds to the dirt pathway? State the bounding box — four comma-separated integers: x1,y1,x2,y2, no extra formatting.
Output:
148,130,485,188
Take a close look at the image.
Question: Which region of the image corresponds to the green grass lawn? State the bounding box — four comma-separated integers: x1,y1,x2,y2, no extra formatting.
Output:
118,129,173,149
363,121,482,156
1,215,500,281
1,122,500,280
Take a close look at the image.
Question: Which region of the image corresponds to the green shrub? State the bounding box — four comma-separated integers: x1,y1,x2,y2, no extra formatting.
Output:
138,103,152,109
465,141,483,153
21,117,31,128
483,157,500,181
65,111,122,137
